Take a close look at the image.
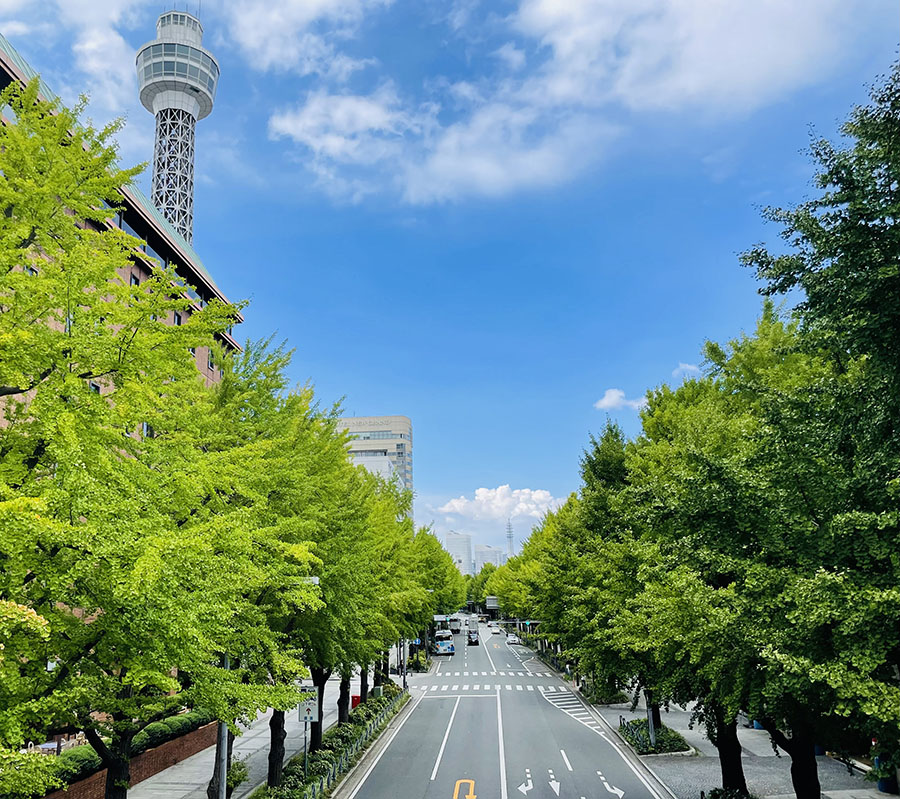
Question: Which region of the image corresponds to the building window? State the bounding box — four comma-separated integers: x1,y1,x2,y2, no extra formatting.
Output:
173,311,182,326
88,381,101,394
142,422,154,439
188,347,196,356
207,351,215,371
131,273,140,286
25,265,38,276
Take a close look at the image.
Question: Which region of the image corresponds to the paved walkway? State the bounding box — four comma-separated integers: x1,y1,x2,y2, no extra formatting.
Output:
131,667,402,799
590,690,882,799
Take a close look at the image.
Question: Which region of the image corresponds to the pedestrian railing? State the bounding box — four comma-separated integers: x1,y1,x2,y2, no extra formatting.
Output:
301,689,408,799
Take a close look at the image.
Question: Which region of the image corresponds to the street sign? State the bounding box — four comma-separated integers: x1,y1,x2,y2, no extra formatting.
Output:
413,638,421,645
298,702,319,723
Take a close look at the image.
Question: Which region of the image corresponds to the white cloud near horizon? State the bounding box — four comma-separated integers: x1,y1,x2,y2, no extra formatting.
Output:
437,485,563,522
594,388,647,411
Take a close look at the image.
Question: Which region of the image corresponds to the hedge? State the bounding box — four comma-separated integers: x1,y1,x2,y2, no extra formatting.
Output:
266,684,407,799
46,709,214,788
618,718,691,755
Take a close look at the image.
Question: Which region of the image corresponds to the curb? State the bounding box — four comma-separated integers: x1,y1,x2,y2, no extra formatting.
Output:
329,690,422,799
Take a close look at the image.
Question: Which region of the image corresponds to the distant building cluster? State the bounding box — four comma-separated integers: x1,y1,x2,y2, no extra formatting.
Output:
442,532,509,576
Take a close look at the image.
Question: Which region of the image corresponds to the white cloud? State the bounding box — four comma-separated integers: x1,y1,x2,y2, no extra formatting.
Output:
268,0,885,204
220,0,387,78
438,485,563,521
594,388,647,411
493,42,526,71
672,362,700,379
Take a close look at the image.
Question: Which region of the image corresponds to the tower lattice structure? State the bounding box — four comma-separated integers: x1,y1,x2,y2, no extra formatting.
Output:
136,10,219,244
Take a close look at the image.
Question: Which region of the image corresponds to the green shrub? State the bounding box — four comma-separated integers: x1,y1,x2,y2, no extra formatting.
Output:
618,718,690,755
54,745,102,782
141,722,171,749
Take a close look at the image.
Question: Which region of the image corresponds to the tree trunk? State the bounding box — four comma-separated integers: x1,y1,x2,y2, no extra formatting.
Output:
267,709,287,788
360,663,369,702
763,718,821,799
711,706,748,794
206,727,235,799
310,666,331,752
84,727,133,799
373,657,383,687
337,675,351,724
382,652,390,681
650,702,662,730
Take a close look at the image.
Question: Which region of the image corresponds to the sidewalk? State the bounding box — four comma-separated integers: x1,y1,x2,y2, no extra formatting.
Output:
131,670,400,799
591,693,883,799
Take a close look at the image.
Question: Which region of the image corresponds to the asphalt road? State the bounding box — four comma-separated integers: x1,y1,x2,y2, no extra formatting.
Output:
345,620,674,799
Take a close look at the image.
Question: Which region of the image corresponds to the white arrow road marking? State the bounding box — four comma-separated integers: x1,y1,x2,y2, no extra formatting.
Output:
549,780,561,796
597,768,625,798
516,778,533,795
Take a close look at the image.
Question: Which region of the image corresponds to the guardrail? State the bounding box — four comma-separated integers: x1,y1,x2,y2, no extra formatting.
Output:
301,688,409,799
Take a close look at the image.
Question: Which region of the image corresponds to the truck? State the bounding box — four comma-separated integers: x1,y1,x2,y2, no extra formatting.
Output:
449,615,463,634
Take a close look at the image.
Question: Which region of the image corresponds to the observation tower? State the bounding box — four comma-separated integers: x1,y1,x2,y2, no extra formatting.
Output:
136,11,219,243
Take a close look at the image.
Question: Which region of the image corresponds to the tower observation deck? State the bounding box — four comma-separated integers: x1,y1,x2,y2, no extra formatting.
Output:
136,11,219,243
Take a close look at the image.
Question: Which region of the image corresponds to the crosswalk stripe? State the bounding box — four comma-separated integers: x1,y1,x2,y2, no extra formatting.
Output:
474,684,480,690
441,685,449,691
517,672,524,677
430,686,438,692
454,672,460,676
527,685,534,691
499,671,506,676
463,685,469,690
506,684,512,691
452,685,458,690
516,685,523,691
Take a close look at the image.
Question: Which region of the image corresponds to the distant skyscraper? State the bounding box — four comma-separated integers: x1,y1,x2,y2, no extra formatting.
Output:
336,416,413,493
475,544,506,573
506,519,515,559
137,10,220,243
444,532,474,576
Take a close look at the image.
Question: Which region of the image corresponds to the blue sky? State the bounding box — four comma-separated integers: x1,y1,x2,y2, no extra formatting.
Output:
2,0,896,551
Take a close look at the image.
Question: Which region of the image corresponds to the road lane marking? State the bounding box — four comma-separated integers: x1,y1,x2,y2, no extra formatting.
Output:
527,685,534,691
463,684,469,690
484,642,498,673
453,778,477,799
499,671,506,676
452,685,459,690
506,684,512,691
516,685,523,691
441,685,449,691
430,696,461,780
345,686,427,799
496,689,508,799
430,686,438,692
560,750,573,771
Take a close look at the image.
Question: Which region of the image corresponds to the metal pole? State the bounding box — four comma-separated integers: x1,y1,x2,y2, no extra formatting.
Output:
218,654,229,799
303,721,308,780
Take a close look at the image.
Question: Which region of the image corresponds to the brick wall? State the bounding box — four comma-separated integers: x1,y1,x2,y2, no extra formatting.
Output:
44,722,218,799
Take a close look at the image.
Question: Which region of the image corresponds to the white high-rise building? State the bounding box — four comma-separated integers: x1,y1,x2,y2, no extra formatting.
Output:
336,416,413,493
444,532,474,576
474,544,506,573
137,10,219,243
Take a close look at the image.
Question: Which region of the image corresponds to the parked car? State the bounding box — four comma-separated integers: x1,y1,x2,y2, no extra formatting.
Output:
491,626,502,635
467,630,479,646
507,633,521,645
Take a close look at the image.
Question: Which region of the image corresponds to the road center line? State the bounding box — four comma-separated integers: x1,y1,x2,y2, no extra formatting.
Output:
496,688,508,799
430,695,461,781
560,749,573,771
